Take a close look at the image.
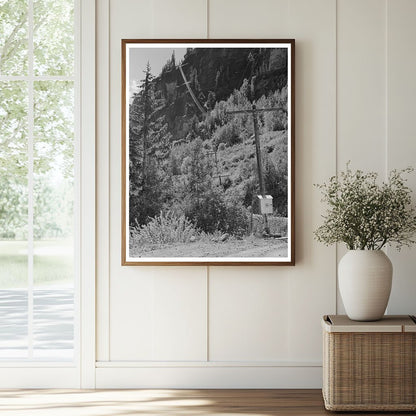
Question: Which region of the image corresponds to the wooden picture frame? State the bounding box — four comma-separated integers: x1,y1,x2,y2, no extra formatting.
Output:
122,39,295,265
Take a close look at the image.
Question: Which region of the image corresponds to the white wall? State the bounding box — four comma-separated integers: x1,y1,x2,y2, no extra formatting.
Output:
95,0,416,388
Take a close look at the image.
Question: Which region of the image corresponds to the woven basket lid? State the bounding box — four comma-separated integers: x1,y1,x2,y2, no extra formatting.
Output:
322,315,416,333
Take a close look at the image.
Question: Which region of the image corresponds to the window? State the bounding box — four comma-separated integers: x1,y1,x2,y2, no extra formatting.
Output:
0,0,77,361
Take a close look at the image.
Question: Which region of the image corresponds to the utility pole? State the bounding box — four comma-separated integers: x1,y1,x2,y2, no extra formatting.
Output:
251,101,269,234
252,103,266,196
226,77,286,235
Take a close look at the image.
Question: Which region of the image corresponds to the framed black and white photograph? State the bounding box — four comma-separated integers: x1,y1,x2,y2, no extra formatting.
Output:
122,39,295,265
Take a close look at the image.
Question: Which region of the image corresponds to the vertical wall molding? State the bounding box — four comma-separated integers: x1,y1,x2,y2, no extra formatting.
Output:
385,0,388,178
96,0,111,362
335,0,339,314
80,0,96,388
206,266,210,361
384,0,390,265
206,0,210,38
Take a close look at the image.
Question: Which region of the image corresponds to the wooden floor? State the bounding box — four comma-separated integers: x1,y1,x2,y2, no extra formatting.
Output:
0,389,413,415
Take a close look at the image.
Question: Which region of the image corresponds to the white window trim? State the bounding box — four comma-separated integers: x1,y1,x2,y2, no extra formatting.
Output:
0,1,77,364
0,0,96,388
79,0,96,389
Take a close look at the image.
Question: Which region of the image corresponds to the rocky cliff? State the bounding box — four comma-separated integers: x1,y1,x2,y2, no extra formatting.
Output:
152,47,288,140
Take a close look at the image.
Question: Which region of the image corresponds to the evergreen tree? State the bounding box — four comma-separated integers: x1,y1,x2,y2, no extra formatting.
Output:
129,62,157,226
178,139,226,233
129,62,173,227
205,91,216,111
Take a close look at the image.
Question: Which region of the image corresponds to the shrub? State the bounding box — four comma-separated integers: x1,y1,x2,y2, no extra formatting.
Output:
131,210,197,245
184,189,227,234
213,122,241,147
184,189,250,236
258,87,288,132
223,201,250,236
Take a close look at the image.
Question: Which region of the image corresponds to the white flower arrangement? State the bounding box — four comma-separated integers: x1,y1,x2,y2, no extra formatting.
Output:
314,164,416,250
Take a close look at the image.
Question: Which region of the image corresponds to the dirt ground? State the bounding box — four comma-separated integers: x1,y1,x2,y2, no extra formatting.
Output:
131,236,288,258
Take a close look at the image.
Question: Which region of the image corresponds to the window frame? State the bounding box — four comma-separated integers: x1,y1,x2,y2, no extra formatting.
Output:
0,0,96,388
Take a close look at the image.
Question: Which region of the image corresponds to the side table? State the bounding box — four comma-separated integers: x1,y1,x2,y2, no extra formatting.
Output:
322,315,416,411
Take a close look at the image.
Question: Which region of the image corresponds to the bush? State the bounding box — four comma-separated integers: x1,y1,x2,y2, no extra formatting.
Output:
131,210,197,245
184,189,226,234
257,87,288,132
223,201,250,236
184,189,250,237
213,122,241,147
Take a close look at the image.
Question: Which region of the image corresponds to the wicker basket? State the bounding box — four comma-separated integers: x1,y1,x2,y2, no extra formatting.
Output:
322,315,416,411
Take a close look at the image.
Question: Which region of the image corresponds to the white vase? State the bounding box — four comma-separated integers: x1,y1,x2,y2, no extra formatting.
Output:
338,250,392,321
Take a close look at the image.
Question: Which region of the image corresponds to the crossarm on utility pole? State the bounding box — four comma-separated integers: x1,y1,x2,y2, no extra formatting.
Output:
226,107,284,115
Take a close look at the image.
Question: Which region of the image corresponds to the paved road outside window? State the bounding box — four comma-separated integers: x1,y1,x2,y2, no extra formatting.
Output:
0,288,74,360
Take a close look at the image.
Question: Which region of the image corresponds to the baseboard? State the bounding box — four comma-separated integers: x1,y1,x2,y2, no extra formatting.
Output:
95,365,323,388
0,367,80,388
